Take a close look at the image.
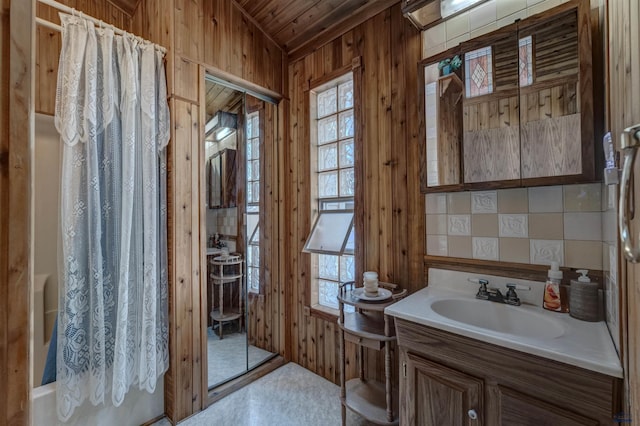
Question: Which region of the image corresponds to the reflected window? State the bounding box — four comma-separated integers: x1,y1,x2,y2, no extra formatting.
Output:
465,46,494,98
246,111,260,293
519,36,534,87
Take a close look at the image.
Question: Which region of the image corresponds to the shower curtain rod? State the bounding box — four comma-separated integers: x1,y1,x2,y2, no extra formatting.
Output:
35,0,167,54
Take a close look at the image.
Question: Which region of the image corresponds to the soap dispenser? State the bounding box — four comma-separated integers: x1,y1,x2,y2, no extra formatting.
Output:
543,262,564,312
569,270,601,322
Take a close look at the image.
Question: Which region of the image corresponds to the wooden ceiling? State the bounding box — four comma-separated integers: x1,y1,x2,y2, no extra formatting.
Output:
111,0,401,59
205,80,244,122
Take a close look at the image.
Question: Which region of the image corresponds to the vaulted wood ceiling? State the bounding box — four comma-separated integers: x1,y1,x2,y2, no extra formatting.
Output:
112,0,401,59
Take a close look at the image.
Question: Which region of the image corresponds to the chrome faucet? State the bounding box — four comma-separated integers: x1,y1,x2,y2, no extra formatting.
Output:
468,278,530,306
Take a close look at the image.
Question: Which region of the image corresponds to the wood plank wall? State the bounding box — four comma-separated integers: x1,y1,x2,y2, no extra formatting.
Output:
35,0,132,115
132,0,285,422
608,0,640,420
1,0,33,425
286,4,424,384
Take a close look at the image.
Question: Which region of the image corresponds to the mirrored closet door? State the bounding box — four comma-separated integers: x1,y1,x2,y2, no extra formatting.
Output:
203,76,277,389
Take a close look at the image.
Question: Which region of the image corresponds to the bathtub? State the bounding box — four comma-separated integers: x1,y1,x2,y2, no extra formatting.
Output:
32,380,164,426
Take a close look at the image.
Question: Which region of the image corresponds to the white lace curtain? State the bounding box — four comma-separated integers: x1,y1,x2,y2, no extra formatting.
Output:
54,14,170,422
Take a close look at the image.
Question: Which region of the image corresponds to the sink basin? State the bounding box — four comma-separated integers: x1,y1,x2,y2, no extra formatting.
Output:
430,298,565,339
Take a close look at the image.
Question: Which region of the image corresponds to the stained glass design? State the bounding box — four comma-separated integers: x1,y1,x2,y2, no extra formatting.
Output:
318,171,338,197
465,46,493,98
318,116,338,145
313,75,355,310
519,36,533,87
339,168,355,196
317,87,337,118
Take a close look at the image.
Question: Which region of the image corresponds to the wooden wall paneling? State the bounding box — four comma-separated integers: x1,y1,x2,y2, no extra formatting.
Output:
132,0,174,95
608,0,640,420
2,0,34,424
170,98,200,420
277,96,287,357
362,16,380,277
390,4,409,301
35,0,132,115
175,0,203,63
0,4,9,422
174,57,200,103
376,9,393,284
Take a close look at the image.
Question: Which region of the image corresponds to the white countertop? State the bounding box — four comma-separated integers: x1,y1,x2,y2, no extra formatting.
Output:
385,270,623,378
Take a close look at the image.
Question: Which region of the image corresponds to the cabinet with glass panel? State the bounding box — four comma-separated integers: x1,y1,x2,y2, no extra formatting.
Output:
420,0,595,192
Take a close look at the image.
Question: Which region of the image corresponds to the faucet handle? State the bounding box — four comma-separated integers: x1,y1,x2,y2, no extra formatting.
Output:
506,283,531,291
468,277,489,287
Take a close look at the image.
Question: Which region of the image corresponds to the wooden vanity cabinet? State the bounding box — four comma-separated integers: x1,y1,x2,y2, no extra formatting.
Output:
396,319,621,426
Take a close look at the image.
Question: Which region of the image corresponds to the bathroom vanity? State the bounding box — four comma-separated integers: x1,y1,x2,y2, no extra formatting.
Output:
386,270,623,426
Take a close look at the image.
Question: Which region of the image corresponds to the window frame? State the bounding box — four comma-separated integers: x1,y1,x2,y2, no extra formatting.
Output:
304,59,363,319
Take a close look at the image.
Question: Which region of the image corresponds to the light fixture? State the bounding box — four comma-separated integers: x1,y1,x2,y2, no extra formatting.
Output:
205,111,237,141
402,0,487,30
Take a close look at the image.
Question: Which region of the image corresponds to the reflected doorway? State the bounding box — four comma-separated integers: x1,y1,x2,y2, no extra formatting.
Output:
204,76,276,389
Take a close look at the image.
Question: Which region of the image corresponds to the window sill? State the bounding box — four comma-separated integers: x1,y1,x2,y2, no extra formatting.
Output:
309,304,339,323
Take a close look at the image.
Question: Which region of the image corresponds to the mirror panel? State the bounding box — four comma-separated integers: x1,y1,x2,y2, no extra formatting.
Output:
423,53,463,189
462,29,520,184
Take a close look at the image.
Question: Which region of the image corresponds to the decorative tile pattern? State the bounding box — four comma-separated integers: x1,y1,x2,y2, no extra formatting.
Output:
448,215,471,236
471,191,497,213
427,235,448,256
465,46,494,98
472,237,499,260
530,239,564,265
426,193,447,214
498,214,528,238
518,36,533,86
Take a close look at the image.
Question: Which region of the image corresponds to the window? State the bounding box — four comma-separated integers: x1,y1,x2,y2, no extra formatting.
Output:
305,73,356,312
246,111,260,293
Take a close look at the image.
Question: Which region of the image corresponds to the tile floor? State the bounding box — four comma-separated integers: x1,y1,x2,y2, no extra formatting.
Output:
207,328,273,388
154,363,372,426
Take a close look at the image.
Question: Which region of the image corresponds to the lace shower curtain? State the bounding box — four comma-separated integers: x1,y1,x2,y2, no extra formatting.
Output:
54,14,170,421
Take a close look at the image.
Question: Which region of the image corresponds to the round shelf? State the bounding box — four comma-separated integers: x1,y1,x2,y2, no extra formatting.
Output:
210,309,242,322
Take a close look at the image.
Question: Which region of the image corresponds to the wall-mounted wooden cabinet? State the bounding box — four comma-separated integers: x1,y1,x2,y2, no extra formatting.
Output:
208,148,237,209
420,0,595,193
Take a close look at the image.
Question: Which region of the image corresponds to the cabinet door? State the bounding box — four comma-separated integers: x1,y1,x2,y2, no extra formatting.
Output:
518,5,593,182
402,352,483,426
490,385,599,426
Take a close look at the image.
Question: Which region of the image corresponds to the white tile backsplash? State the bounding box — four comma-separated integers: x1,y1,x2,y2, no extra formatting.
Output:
472,237,499,260
427,235,448,256
424,23,446,47
426,193,447,214
471,191,498,214
498,214,529,238
469,0,497,31
496,0,527,19
530,239,564,265
445,12,470,40
564,212,602,241
448,215,471,236
528,186,563,212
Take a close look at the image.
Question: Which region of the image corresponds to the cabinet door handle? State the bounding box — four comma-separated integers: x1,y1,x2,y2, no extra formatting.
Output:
467,409,478,420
